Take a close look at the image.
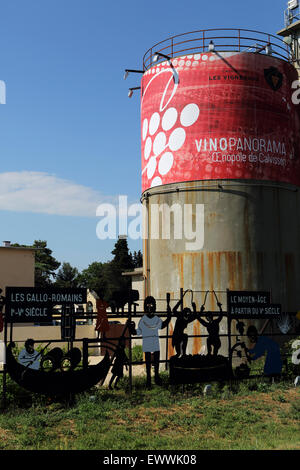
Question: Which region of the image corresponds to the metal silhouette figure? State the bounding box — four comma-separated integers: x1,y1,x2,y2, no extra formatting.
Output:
242,325,283,377
136,295,171,388
108,339,128,390
197,291,223,356
236,321,245,337
7,342,110,395
18,339,41,371
95,299,110,338
172,290,198,358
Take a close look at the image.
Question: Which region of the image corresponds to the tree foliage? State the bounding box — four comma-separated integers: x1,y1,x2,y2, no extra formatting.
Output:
77,262,108,299
33,240,61,287
132,250,143,268
55,262,79,288
101,238,135,301
12,240,60,287
11,238,143,301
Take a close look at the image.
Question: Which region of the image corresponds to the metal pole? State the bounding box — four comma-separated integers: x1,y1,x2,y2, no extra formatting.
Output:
165,320,169,371
128,305,132,394
82,338,88,370
226,289,232,370
165,293,170,371
2,312,7,410
180,288,184,311
9,321,13,344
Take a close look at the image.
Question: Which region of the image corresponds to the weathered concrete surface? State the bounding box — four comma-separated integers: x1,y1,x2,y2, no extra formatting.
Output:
142,179,300,357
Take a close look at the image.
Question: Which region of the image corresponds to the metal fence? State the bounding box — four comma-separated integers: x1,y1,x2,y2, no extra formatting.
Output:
142,28,291,70
1,290,299,402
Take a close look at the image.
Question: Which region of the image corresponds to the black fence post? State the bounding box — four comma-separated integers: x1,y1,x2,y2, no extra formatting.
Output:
128,305,132,394
82,338,88,370
2,313,8,410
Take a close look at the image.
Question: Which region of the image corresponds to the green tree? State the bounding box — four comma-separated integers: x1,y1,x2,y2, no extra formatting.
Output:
132,250,143,268
55,262,79,288
111,238,135,269
103,238,135,300
33,240,61,287
12,240,60,287
77,261,108,299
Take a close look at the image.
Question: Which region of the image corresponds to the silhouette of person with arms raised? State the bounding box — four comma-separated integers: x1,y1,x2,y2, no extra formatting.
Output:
137,296,171,389
243,325,282,377
198,301,223,356
172,296,197,358
108,338,128,390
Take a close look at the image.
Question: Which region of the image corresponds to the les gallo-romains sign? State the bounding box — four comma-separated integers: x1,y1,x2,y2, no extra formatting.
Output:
5,287,87,323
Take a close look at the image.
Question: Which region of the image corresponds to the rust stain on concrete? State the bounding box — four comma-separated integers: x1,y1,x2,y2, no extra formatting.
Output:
168,323,174,359
237,252,243,289
172,254,184,288
192,321,201,355
201,252,205,293
215,252,221,290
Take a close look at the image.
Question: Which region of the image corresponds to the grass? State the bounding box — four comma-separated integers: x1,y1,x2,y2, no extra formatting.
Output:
0,372,299,450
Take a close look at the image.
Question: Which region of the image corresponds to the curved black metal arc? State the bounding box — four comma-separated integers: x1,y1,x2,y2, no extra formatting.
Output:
229,341,252,371
183,289,194,303
212,290,223,308
60,347,82,371
40,346,63,373
201,291,209,309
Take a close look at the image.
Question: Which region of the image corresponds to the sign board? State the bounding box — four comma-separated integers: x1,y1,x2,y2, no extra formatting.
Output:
141,53,300,192
5,287,87,323
227,290,281,318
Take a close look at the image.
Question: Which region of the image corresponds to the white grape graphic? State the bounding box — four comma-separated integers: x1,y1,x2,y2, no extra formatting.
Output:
141,51,242,188
141,52,223,188
142,102,200,188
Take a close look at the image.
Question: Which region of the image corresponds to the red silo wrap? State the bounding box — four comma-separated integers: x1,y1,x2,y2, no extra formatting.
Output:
141,52,300,192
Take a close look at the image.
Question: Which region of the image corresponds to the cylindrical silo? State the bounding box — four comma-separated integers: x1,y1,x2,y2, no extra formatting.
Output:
139,30,300,357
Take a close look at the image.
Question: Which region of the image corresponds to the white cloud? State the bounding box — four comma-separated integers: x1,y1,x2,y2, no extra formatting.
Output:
0,171,114,217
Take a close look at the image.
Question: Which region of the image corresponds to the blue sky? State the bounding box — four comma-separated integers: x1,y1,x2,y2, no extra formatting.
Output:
0,0,289,271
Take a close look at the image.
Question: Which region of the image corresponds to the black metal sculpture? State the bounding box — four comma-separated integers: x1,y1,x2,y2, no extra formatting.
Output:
110,289,139,314
60,348,82,372
242,325,283,377
197,292,223,357
40,347,64,372
171,291,198,358
2,286,297,399
108,339,128,390
18,339,47,371
6,342,110,396
169,354,231,385
168,290,231,384
136,296,171,388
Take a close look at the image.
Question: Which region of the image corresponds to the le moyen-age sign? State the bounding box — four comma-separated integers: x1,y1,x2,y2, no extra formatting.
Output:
227,290,281,318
